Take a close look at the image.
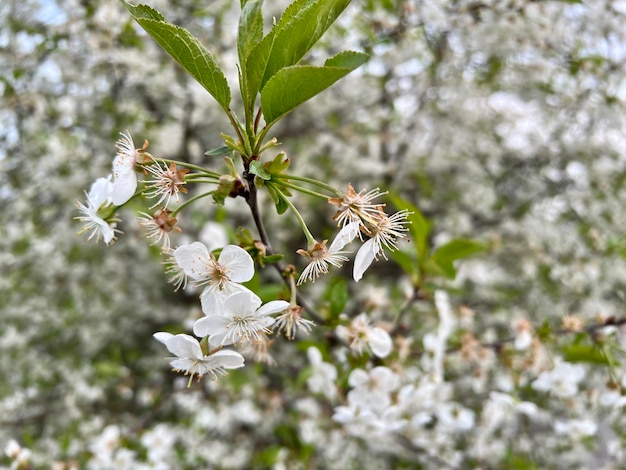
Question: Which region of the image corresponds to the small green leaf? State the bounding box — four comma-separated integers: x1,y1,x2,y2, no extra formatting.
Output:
561,344,610,365
388,194,431,266
266,184,288,214
249,160,271,180
261,52,367,124
235,227,255,246
121,1,231,111
327,277,348,318
264,152,290,174
238,0,264,68
262,254,285,264
389,249,419,280
428,239,485,279
204,145,231,157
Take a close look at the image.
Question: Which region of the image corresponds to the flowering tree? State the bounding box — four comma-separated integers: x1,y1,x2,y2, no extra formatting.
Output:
3,0,626,468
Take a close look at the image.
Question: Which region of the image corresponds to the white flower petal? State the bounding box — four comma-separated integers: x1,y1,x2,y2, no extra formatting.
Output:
218,245,255,282
111,170,137,205
199,222,229,251
208,334,228,348
192,316,213,338
96,217,116,244
307,346,323,365
353,238,378,282
200,283,256,315
153,332,174,345
88,176,113,207
169,357,197,371
256,300,290,317
370,366,399,390
367,326,393,358
163,334,202,360
174,242,211,279
348,368,369,388
198,315,233,347
221,290,262,317
209,350,245,369
329,221,360,252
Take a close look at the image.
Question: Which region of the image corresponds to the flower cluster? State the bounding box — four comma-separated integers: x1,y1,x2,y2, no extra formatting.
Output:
76,131,190,251
297,184,411,284
154,242,296,381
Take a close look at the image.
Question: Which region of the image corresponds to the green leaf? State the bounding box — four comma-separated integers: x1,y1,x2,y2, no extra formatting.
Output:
266,184,288,214
388,194,431,266
121,1,231,111
249,160,271,180
264,152,290,174
561,344,610,365
261,52,367,124
238,0,264,68
245,0,352,103
204,145,231,157
325,50,368,68
428,239,485,279
327,277,348,318
119,1,164,20
389,249,419,281
262,254,285,264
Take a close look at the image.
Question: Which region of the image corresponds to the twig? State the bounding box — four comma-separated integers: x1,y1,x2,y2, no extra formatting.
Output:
243,171,325,325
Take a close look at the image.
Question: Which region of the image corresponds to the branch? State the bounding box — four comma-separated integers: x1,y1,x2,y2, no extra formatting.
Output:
447,315,626,354
242,172,325,325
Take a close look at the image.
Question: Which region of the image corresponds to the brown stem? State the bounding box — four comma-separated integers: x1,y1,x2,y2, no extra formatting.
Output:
243,171,324,324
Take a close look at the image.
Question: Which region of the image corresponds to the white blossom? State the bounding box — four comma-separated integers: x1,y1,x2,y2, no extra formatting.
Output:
554,419,598,439
4,439,31,469
192,290,289,348
141,423,177,463
336,312,393,358
88,424,121,468
75,176,117,244
297,222,360,284
174,242,255,313
199,221,229,251
153,332,245,380
111,131,141,206
353,209,410,281
306,347,337,400
531,359,586,398
347,366,400,412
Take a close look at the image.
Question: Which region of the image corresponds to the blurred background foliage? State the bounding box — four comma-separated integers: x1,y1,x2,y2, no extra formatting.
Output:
2,0,626,467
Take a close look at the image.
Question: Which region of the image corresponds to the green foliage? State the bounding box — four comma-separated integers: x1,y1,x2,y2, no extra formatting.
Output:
204,145,231,157
249,160,272,180
244,0,353,107
265,182,290,214
264,152,290,174
427,239,486,279
326,277,348,319
390,194,485,282
260,51,368,124
389,194,431,266
501,451,539,470
237,0,264,70
121,1,231,111
561,343,610,365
